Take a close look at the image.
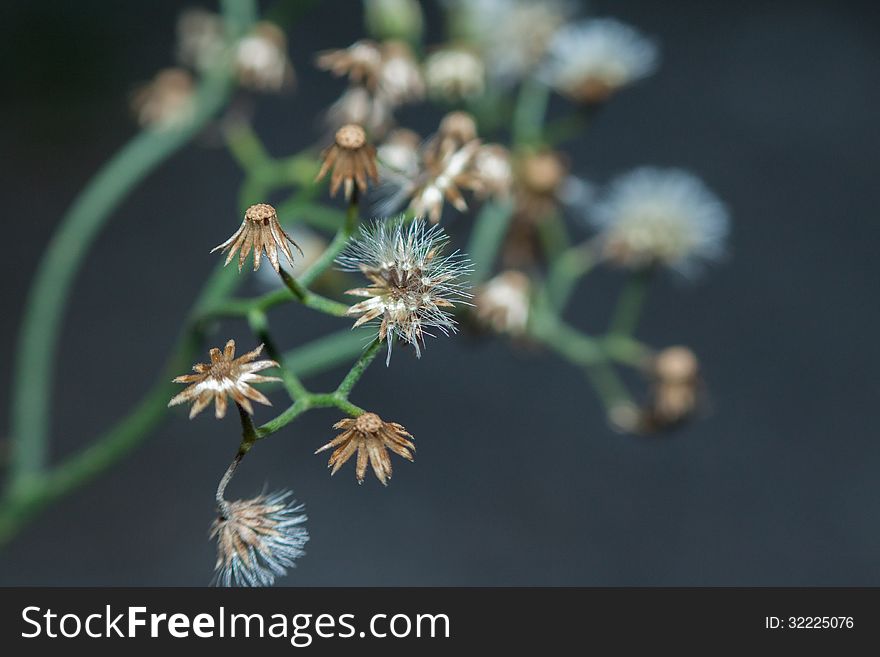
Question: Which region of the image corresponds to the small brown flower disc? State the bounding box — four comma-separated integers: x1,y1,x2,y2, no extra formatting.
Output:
246,202,277,225
335,124,367,150
355,412,384,434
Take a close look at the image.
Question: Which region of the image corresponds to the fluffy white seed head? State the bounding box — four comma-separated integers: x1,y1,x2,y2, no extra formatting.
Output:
541,18,658,102
337,217,472,362
591,167,730,274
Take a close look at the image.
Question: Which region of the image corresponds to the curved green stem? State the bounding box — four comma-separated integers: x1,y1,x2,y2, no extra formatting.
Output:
608,270,652,336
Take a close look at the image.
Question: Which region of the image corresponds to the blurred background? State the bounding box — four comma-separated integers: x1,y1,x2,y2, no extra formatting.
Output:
1,0,879,585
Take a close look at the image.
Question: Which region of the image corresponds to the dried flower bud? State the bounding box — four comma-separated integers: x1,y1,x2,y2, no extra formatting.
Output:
653,346,699,385
470,144,514,200
640,346,702,431
234,22,295,92
337,218,471,362
315,412,415,485
316,40,384,89
378,40,425,106
424,48,485,101
211,490,308,587
316,124,379,199
474,270,531,335
168,340,281,419
130,68,195,130
212,203,302,273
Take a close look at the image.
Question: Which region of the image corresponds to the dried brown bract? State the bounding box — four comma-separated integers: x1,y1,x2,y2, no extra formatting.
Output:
315,124,379,199
212,203,302,273
168,340,280,419
642,346,701,431
315,412,415,485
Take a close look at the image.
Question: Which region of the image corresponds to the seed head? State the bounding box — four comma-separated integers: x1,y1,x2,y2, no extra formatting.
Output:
211,490,308,587
212,203,302,273
316,124,379,199
168,339,280,419
315,412,415,485
337,217,471,363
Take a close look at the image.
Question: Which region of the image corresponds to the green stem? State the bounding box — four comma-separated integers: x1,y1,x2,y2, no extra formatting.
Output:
512,77,551,147
335,338,382,398
466,200,515,282
546,242,596,311
247,309,308,400
608,270,652,336
6,52,244,496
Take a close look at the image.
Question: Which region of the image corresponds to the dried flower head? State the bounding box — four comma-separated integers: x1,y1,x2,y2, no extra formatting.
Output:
378,40,425,106
212,203,302,273
541,18,658,103
235,22,295,92
424,47,486,101
642,346,701,430
316,124,379,199
591,168,730,273
337,218,471,362
474,270,531,335
211,490,308,587
168,340,280,419
446,0,572,84
131,68,195,130
326,85,394,137
316,412,415,485
410,139,482,223
176,8,225,73
316,40,384,89
377,128,422,176
470,144,514,200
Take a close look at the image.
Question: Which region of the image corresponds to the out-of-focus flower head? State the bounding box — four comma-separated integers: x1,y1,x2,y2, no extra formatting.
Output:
377,128,422,177
640,346,702,431
377,40,425,106
168,340,281,419
316,40,384,90
364,0,424,42
337,217,471,363
445,0,572,85
211,490,308,587
131,68,195,130
316,124,379,199
326,85,394,137
474,270,531,335
469,144,514,201
424,47,486,102
234,21,295,92
541,18,659,104
315,412,415,485
212,203,302,273
591,168,729,274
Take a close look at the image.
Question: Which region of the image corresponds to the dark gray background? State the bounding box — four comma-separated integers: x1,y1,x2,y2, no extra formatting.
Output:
1,0,878,585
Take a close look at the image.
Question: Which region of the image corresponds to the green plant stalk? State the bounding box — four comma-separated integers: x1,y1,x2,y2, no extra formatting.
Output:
512,76,551,147
5,7,260,495
466,200,515,282
608,270,652,337
247,308,308,401
546,242,596,311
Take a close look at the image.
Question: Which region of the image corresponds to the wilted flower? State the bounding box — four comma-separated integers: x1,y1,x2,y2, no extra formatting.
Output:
316,124,379,199
474,270,531,334
424,47,485,101
315,412,415,485
168,340,280,419
377,128,422,176
642,346,701,430
410,139,482,223
377,40,425,106
431,111,478,157
326,85,394,137
364,0,424,42
212,203,302,273
130,68,195,130
176,8,225,73
234,21,295,92
591,168,729,273
316,40,384,89
337,218,471,362
211,490,308,587
446,0,571,84
515,149,569,219
542,18,658,103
